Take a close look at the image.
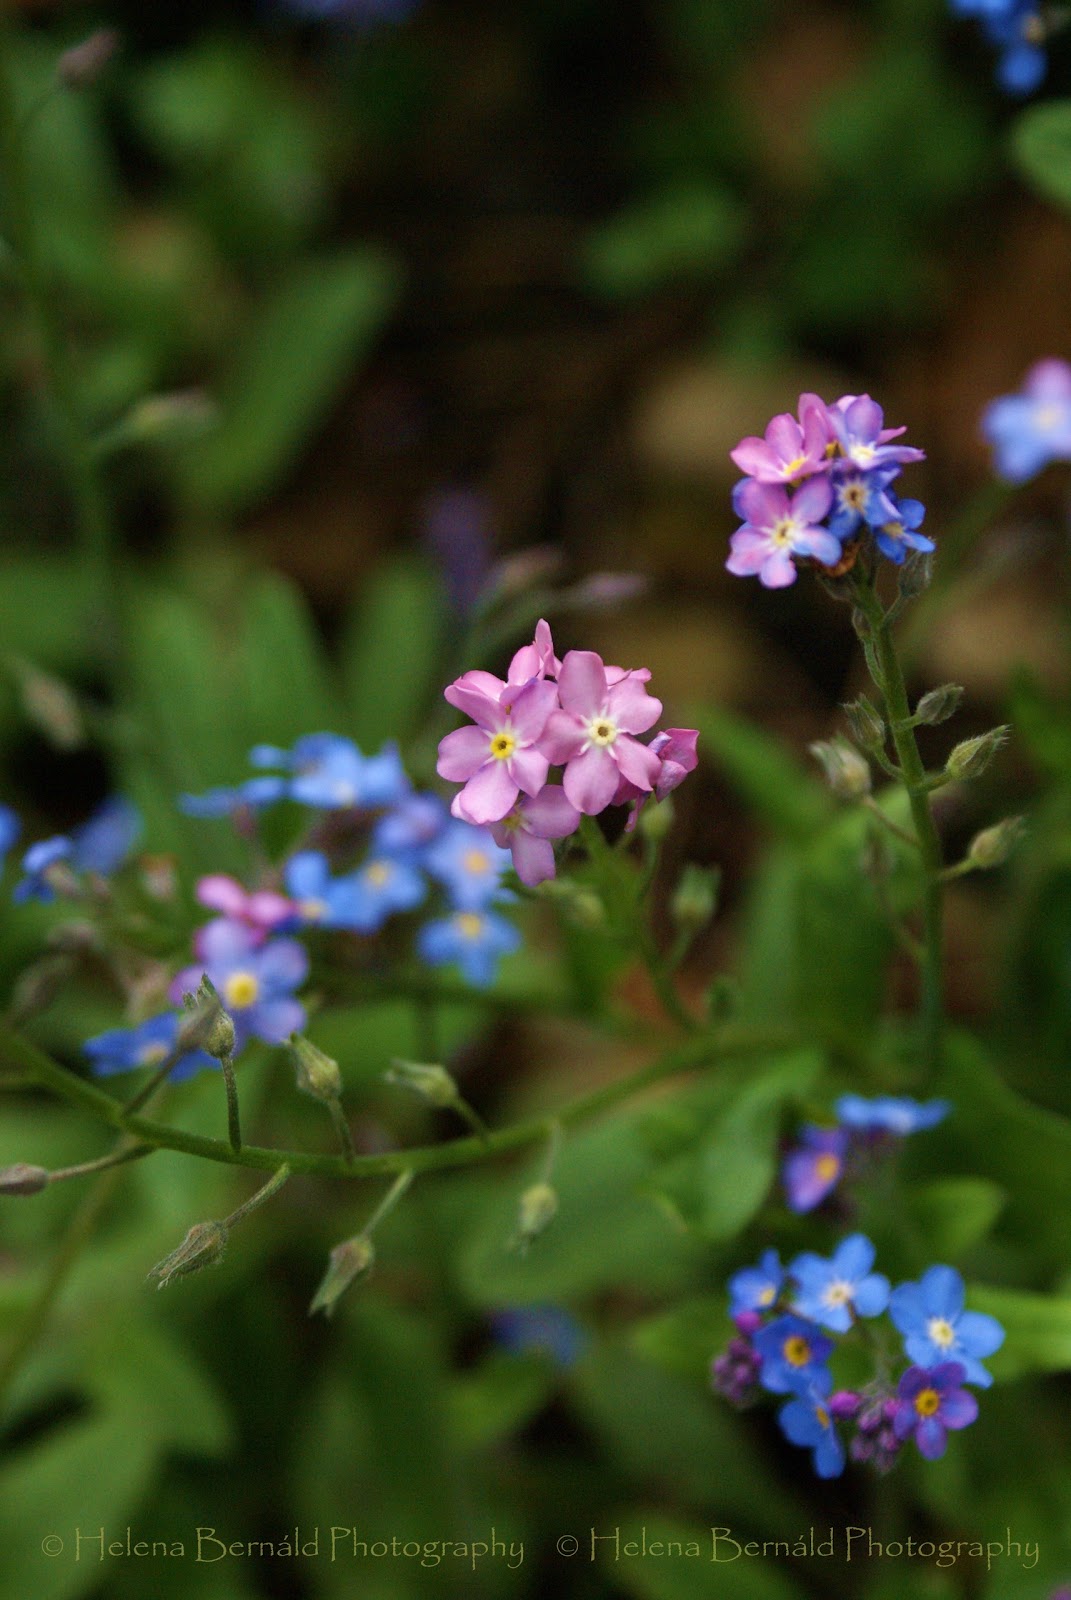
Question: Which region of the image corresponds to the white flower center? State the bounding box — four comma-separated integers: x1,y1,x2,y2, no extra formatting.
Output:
927,1316,956,1350
822,1280,853,1308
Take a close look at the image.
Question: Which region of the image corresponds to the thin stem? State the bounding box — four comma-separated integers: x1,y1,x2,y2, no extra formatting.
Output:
363,1168,414,1235
48,1142,154,1183
327,1099,357,1164
222,1163,291,1229
862,796,921,851
0,1018,808,1181
219,1055,241,1152
854,578,945,1075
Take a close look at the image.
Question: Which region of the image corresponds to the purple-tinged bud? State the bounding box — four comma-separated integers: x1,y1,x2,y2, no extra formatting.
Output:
881,1397,902,1423
0,1163,50,1196
857,1401,885,1436
57,28,120,89
829,1390,862,1420
561,571,647,611
733,1310,762,1336
850,1433,875,1464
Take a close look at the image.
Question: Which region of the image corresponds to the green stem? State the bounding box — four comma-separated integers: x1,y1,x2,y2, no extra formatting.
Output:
0,19,116,625
222,1163,291,1229
855,578,945,1075
219,1054,242,1152
0,1018,806,1181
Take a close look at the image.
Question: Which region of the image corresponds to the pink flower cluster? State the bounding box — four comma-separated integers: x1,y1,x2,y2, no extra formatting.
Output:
436,621,698,885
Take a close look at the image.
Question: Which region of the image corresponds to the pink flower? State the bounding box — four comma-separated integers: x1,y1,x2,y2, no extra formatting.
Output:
195,874,293,943
726,478,839,589
730,394,833,484
539,651,663,815
489,785,581,885
507,617,561,684
614,727,700,829
437,676,559,825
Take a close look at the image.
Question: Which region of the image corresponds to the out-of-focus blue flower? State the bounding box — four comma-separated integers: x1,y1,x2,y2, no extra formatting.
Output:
889,1265,1005,1387
892,1362,978,1459
982,358,1071,481
179,777,288,818
13,836,74,903
491,1305,587,1368
84,1011,215,1084
777,1376,846,1478
753,1314,834,1395
0,805,20,868
373,793,448,855
342,851,427,932
782,1125,848,1214
728,1249,784,1319
834,1093,950,1135
423,819,511,910
417,909,520,987
284,850,369,930
287,735,409,810
789,1234,890,1333
874,497,934,565
172,919,308,1053
71,797,142,875
952,0,1047,94
423,489,493,616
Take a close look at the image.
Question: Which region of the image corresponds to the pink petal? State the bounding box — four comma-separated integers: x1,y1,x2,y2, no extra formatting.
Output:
605,664,651,684
196,875,247,916
522,784,581,838
765,412,804,459
735,479,788,529
726,529,773,575
794,527,841,564
557,650,608,717
245,891,294,928
444,680,504,730
538,708,586,764
791,475,833,523
506,677,559,741
729,438,783,481
454,760,519,824
437,724,493,782
508,744,550,798
510,829,556,886
563,745,620,815
613,734,662,791
1027,358,1071,402
607,675,663,735
759,551,797,588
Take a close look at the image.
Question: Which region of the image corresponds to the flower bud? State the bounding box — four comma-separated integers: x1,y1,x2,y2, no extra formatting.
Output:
384,1059,459,1109
7,955,73,1026
147,1220,228,1290
967,815,1025,870
57,28,120,89
914,683,964,727
125,389,218,446
898,550,933,597
945,726,1011,783
309,1235,375,1317
12,658,84,750
638,794,675,843
181,976,235,1059
0,1163,50,1196
512,1181,559,1252
290,1035,343,1104
809,737,871,800
829,1389,862,1419
670,864,720,935
842,696,885,750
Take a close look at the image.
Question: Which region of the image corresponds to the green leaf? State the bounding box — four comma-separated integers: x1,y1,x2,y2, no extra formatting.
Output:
237,571,340,743
907,1178,1006,1259
340,557,445,750
446,1351,558,1452
968,1286,1071,1379
699,1053,823,1238
631,1295,725,1382
582,184,746,299
689,706,832,841
84,1314,233,1459
1013,100,1071,215
184,250,399,514
595,1509,804,1600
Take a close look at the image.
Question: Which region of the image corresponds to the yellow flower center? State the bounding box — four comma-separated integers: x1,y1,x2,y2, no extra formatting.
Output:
784,1335,812,1367
223,971,260,1009
301,897,328,921
927,1316,956,1350
784,454,808,477
455,912,485,940
588,718,618,747
364,861,393,888
854,443,876,465
758,1286,776,1307
815,1405,830,1428
881,521,904,542
463,849,491,874
138,1041,169,1067
914,1387,941,1418
770,516,795,548
489,731,516,761
815,1153,841,1183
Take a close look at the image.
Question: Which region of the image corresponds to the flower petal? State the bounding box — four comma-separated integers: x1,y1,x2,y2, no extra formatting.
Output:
563,745,620,815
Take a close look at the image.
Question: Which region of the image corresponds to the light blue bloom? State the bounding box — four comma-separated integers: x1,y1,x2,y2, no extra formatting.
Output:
889,1265,1005,1387
172,919,308,1054
284,850,370,930
789,1234,890,1333
373,793,448,855
417,908,520,987
778,1376,846,1478
982,359,1071,481
728,1249,784,1319
13,836,73,903
71,797,142,875
340,851,427,932
827,466,900,543
422,818,511,910
835,1093,950,1135
491,1305,587,1368
874,496,934,565
179,776,288,818
0,805,20,867
286,735,409,811
84,1011,215,1084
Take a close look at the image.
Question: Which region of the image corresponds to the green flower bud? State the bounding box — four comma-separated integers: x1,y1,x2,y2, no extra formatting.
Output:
842,695,885,750
385,1059,459,1109
181,976,235,1060
638,795,675,844
898,550,933,597
309,1235,375,1318
290,1035,343,1104
945,726,1011,783
0,1163,50,1196
147,1220,228,1290
512,1181,559,1253
670,864,721,935
967,815,1025,870
809,737,871,800
914,684,965,727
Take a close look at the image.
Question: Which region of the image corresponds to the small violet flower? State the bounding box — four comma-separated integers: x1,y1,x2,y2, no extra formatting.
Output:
829,395,926,473
726,478,839,589
172,920,308,1053
84,1011,215,1084
539,652,664,815
782,1124,849,1213
71,797,141,875
197,874,293,940
888,1265,1005,1387
729,396,832,485
892,1362,979,1459
982,359,1071,483
728,1248,784,1320
488,787,581,887
789,1234,890,1333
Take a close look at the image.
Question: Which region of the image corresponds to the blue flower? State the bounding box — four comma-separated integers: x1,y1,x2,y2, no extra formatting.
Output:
13,836,74,903
960,0,1048,94
888,1265,1005,1387
827,466,900,543
777,1376,846,1478
0,804,20,868
753,1314,834,1395
283,850,364,930
789,1234,890,1333
373,793,448,855
179,777,288,818
286,735,408,811
892,1362,978,1459
834,1093,950,1135
278,0,420,24
71,797,142,875
84,1011,215,1084
982,359,1071,482
491,1305,587,1369
422,819,511,910
873,497,934,566
342,851,427,932
417,909,521,987
728,1249,784,1319
782,1125,848,1213
172,920,308,1053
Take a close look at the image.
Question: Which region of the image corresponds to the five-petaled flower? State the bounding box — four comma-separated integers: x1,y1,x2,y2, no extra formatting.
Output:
889,1265,1005,1387
892,1362,979,1459
789,1234,891,1334
777,1375,846,1479
753,1314,834,1394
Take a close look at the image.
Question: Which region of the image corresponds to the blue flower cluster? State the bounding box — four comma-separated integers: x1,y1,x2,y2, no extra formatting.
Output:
714,1240,1004,1477
7,797,142,904
782,1093,950,1213
982,359,1071,482
951,0,1049,94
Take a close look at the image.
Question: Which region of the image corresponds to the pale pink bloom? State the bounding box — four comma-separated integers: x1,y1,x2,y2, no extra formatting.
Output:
195,874,293,944
539,651,663,815
726,478,838,589
730,394,833,484
613,728,700,829
488,785,581,885
438,676,558,825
